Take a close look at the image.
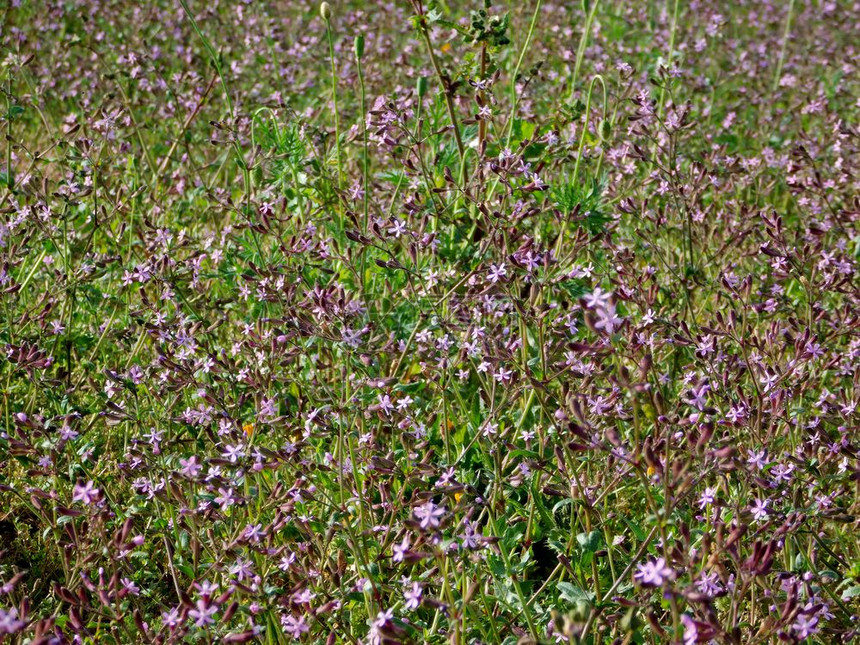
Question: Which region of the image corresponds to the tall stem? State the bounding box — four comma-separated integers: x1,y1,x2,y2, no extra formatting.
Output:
325,17,344,190
504,0,544,146
772,0,796,92
356,48,369,233
658,0,681,116
178,0,252,226
554,74,607,259
5,74,11,189
569,0,599,102
414,11,465,164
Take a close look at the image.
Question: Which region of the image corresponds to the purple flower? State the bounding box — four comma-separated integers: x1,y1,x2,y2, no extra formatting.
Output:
747,450,769,471
392,536,410,562
162,607,182,629
72,480,100,505
403,582,422,610
584,288,612,309
792,613,819,639
697,486,717,509
750,498,769,522
0,607,25,634
189,599,217,627
487,263,507,283
179,455,202,478
414,501,446,530
366,608,395,645
244,523,264,542
696,570,723,596
281,614,309,639
593,304,623,334
681,614,698,645
634,557,674,587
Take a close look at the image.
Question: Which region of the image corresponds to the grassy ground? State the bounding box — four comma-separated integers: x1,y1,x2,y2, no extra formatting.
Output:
0,0,859,643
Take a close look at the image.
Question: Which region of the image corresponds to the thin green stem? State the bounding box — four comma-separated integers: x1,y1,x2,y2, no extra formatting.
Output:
356,49,369,233
5,74,12,189
413,5,465,163
658,0,681,115
504,0,544,146
554,74,607,258
568,0,599,102
772,0,796,92
325,17,344,190
486,507,540,640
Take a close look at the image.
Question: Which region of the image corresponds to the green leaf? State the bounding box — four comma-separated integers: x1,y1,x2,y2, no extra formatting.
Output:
557,581,595,605
531,482,557,530
551,175,610,234
622,516,647,542
576,530,602,554
558,278,589,299
488,554,507,578
427,8,443,23
5,105,24,120
512,119,537,144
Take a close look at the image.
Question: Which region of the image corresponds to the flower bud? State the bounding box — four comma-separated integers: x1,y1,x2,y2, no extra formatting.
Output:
598,118,611,142
320,2,332,21
416,76,428,98
354,34,365,60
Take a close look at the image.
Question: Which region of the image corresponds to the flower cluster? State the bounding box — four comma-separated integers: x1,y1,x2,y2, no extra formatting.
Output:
0,0,857,643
